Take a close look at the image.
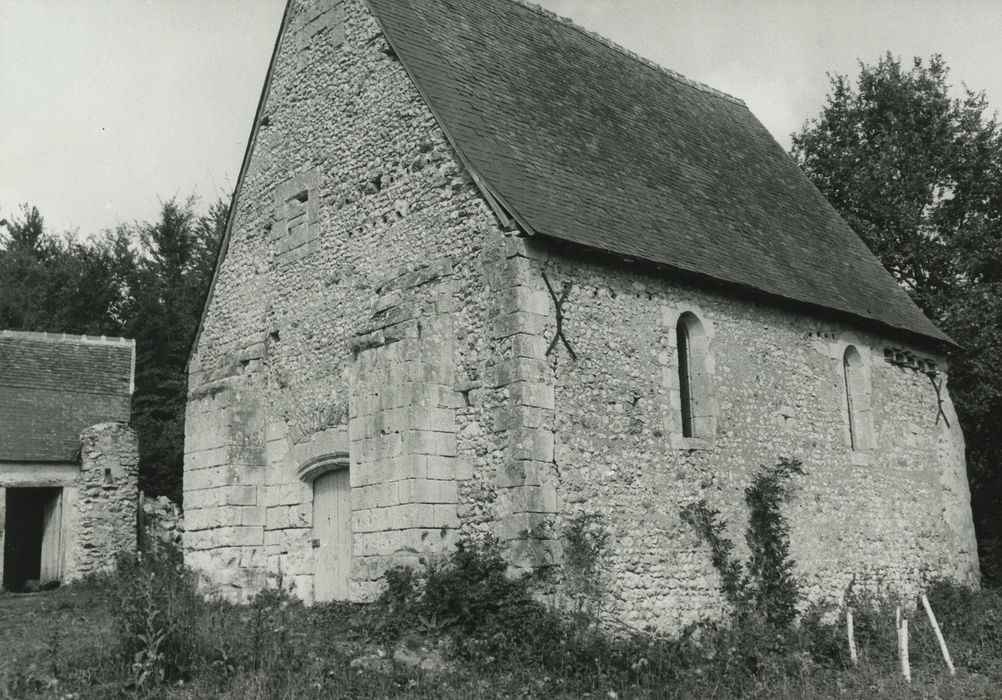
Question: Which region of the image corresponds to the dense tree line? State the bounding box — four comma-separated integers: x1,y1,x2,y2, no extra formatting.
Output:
792,54,1002,584
0,197,226,502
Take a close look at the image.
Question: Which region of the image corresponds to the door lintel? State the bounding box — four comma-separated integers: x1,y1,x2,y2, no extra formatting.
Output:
296,453,349,483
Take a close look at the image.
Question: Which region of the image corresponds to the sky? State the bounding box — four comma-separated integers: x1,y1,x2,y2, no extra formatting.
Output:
2,0,1001,237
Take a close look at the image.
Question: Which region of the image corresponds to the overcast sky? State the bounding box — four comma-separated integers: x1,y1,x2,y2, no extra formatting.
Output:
2,0,1001,237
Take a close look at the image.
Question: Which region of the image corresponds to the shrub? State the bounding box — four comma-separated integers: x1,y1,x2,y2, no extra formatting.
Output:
244,579,312,697
680,500,744,607
373,534,559,663
925,577,1002,672
370,534,674,683
841,590,904,668
799,602,851,668
369,562,421,642
421,535,537,638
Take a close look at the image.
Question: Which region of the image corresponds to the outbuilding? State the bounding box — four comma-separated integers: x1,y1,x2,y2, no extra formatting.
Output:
0,331,138,591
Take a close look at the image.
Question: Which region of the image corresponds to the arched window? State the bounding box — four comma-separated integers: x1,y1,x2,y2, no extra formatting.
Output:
843,346,872,450
676,312,708,439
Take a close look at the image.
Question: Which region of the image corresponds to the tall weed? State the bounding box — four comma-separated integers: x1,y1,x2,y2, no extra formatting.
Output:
112,543,203,687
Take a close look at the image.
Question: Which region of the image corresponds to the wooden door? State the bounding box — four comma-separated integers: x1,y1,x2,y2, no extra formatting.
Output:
39,489,63,585
313,469,352,602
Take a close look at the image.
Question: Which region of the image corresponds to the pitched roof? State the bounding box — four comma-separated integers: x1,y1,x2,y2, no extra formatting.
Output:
366,0,950,345
0,331,135,462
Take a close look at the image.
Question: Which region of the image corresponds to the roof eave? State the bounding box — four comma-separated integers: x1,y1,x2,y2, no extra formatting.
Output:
535,233,959,352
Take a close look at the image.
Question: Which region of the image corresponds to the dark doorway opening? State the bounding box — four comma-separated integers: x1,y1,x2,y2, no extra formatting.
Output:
3,487,63,592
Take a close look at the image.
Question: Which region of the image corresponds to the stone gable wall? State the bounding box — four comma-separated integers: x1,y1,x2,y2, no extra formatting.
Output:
185,0,514,602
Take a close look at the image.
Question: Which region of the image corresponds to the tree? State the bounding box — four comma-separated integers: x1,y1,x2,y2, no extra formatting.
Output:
0,197,226,504
0,204,135,335
792,54,1002,583
125,197,227,502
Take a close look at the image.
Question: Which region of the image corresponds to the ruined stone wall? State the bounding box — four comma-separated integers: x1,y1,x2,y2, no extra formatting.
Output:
141,495,184,551
500,238,978,629
185,0,511,602
62,422,139,580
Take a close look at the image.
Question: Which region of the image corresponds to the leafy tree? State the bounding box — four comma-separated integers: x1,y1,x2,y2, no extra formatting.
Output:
792,54,1002,584
1,197,225,504
0,205,134,335
125,197,227,502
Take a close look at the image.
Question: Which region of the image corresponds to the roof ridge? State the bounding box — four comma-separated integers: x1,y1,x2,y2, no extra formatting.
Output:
0,329,135,347
512,0,745,106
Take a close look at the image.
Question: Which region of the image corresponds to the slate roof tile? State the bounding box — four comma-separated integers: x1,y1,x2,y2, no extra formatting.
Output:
0,331,135,463
368,0,948,344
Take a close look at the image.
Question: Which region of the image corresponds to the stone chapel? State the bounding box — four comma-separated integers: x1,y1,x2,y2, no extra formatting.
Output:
184,0,979,628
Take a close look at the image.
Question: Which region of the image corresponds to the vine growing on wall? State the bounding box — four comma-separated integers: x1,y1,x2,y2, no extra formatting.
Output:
745,456,804,628
562,512,612,616
679,501,744,607
681,457,805,628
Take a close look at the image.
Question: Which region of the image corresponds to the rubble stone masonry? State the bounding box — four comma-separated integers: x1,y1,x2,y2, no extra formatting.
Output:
503,238,978,628
65,423,139,579
185,0,978,627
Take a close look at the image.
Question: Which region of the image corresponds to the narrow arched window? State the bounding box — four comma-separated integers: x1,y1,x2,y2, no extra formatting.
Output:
843,346,871,450
677,319,695,437
676,312,708,439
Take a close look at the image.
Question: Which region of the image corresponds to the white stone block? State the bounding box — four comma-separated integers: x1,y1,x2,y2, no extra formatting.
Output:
426,455,457,480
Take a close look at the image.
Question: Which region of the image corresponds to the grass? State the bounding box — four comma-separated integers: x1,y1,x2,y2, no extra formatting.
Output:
0,580,120,697
2,547,1001,699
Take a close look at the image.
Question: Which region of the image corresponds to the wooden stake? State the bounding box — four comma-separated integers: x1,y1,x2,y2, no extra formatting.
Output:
895,607,901,672
921,594,956,676
846,608,858,666
902,618,911,682
896,607,911,683
137,490,146,554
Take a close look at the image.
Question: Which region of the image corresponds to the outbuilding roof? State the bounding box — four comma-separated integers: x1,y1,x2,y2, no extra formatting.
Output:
0,331,134,463
366,0,949,345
